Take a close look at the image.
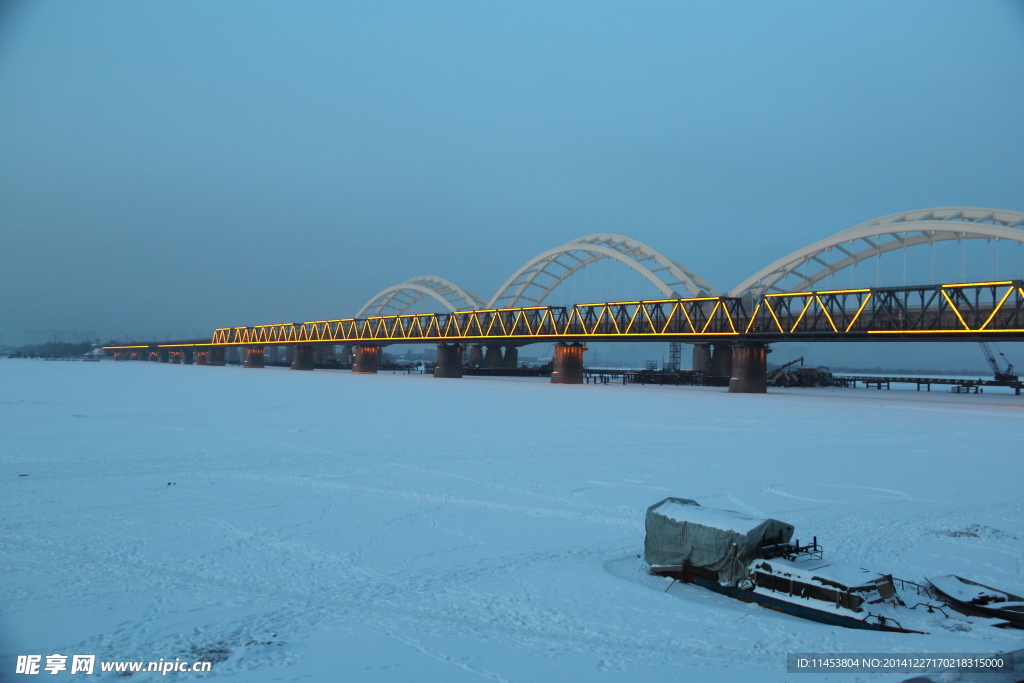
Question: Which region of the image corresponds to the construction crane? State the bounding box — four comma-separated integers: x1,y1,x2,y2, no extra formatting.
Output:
978,342,1017,382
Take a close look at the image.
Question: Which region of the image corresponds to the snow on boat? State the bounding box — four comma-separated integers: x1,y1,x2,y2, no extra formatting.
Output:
645,497,923,633
926,575,1024,629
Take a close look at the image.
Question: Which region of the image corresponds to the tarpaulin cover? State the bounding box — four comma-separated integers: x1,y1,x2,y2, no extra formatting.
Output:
644,497,795,585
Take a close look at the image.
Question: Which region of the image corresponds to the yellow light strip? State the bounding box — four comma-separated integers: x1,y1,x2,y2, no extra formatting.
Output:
789,297,814,333
815,296,838,332
763,299,785,333
845,292,872,332
940,289,972,331
980,285,1014,330
744,302,762,333
700,301,722,334
868,329,1024,334
942,281,1013,288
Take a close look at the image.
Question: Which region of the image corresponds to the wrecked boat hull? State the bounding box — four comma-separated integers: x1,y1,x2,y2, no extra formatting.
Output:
652,567,925,634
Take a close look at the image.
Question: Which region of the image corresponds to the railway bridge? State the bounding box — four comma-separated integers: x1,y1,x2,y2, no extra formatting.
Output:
105,207,1024,393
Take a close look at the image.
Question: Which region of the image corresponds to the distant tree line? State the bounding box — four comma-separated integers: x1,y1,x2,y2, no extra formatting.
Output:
8,341,95,358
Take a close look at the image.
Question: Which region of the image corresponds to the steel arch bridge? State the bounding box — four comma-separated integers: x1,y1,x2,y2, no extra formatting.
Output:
354,207,1024,318
728,207,1024,297
355,276,487,317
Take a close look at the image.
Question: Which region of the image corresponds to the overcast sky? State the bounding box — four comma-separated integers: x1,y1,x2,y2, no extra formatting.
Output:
1,1,1023,349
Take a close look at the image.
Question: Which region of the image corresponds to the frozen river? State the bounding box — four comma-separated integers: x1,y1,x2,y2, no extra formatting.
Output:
2,359,1022,681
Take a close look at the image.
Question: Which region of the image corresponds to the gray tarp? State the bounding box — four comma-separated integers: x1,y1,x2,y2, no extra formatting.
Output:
644,497,794,585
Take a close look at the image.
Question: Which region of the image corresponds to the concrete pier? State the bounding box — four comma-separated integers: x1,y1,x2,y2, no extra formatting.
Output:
170,351,181,364
468,344,484,366
291,344,315,371
244,347,265,368
158,349,170,363
728,343,768,394
352,346,380,373
209,347,226,366
434,343,463,378
182,349,194,365
551,342,586,384
150,352,159,362
692,343,711,372
503,346,519,368
196,350,208,365
484,345,503,368
710,343,733,377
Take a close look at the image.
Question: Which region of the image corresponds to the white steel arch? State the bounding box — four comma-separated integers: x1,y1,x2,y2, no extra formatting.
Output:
728,207,1024,297
356,276,486,317
487,234,719,309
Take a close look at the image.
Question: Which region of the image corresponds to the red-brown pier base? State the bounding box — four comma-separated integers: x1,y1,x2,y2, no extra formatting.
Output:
196,350,209,365
711,343,733,377
208,347,226,366
244,347,265,368
352,346,380,373
728,343,768,394
150,352,159,362
434,343,463,378
170,351,182,364
551,342,586,384
692,343,712,372
291,344,315,370
158,349,170,363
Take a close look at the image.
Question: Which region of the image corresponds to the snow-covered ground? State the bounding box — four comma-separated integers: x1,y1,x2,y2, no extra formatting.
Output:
2,359,1022,682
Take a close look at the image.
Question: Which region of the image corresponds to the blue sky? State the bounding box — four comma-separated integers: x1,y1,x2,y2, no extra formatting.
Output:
1,1,1023,356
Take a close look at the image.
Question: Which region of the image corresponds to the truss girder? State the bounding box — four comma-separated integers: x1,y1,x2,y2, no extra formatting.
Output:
203,281,1024,347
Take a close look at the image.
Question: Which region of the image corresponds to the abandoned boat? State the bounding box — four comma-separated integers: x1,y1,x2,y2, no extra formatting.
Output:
645,497,922,633
927,575,1024,629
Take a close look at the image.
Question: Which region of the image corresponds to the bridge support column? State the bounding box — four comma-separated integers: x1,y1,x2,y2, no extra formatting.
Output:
196,350,208,365
171,351,182,364
209,347,225,366
434,343,463,378
244,347,265,368
728,343,768,394
182,349,194,365
710,343,733,377
551,342,586,384
352,346,380,374
484,345,503,368
692,343,711,372
150,351,159,362
503,346,518,368
158,349,170,363
468,344,484,366
291,344,315,371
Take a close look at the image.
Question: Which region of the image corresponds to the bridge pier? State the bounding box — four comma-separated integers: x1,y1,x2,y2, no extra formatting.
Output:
171,351,182,364
181,349,193,365
468,344,484,366
710,343,733,377
291,344,315,371
484,345,503,368
551,342,586,384
158,349,170,363
352,346,380,373
692,343,711,372
434,343,463,378
196,350,208,365
244,347,265,368
728,343,768,394
503,346,518,368
209,347,225,366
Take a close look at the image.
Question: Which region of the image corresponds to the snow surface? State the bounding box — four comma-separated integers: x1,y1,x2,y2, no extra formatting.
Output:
2,359,1023,682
